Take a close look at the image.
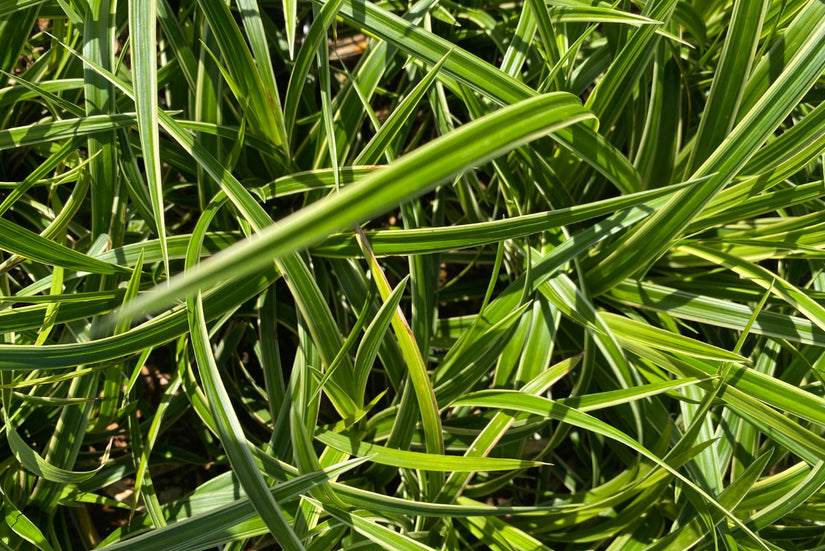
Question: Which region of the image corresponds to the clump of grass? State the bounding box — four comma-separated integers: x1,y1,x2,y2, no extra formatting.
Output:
2,1,825,549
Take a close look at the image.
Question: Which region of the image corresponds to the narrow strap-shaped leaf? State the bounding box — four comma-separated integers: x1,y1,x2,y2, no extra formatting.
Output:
283,0,348,137
333,478,573,517
0,0,47,18
196,0,287,149
289,404,341,508
634,50,680,188
500,0,535,78
184,198,305,549
156,0,198,90
528,0,562,90
235,0,288,150
556,377,706,412
354,52,449,165
610,278,825,346
738,100,825,187
315,429,541,471
356,224,444,497
0,216,129,274
3,416,101,484
33,260,63,347
82,0,118,240
601,311,746,362
681,243,825,334
117,127,158,234
747,460,825,531
0,77,84,109
690,181,825,232
618,339,825,458
552,4,663,26
0,493,55,551
129,374,177,528
0,303,128,336
308,282,378,415
687,0,768,171
96,250,144,424
736,0,825,121
315,1,340,187
314,181,689,256
283,0,297,58
584,0,677,130
187,296,304,550
254,167,378,200
118,92,593,321
0,112,136,150
129,0,168,270
0,70,84,117
353,276,407,399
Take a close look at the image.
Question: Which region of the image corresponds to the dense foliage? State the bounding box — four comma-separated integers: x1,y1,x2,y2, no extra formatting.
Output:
2,0,825,549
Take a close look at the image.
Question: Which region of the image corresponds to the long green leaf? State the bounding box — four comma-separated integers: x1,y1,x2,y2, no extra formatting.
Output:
687,0,768,171
129,0,168,270
315,429,541,472
0,217,129,275
116,93,593,321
